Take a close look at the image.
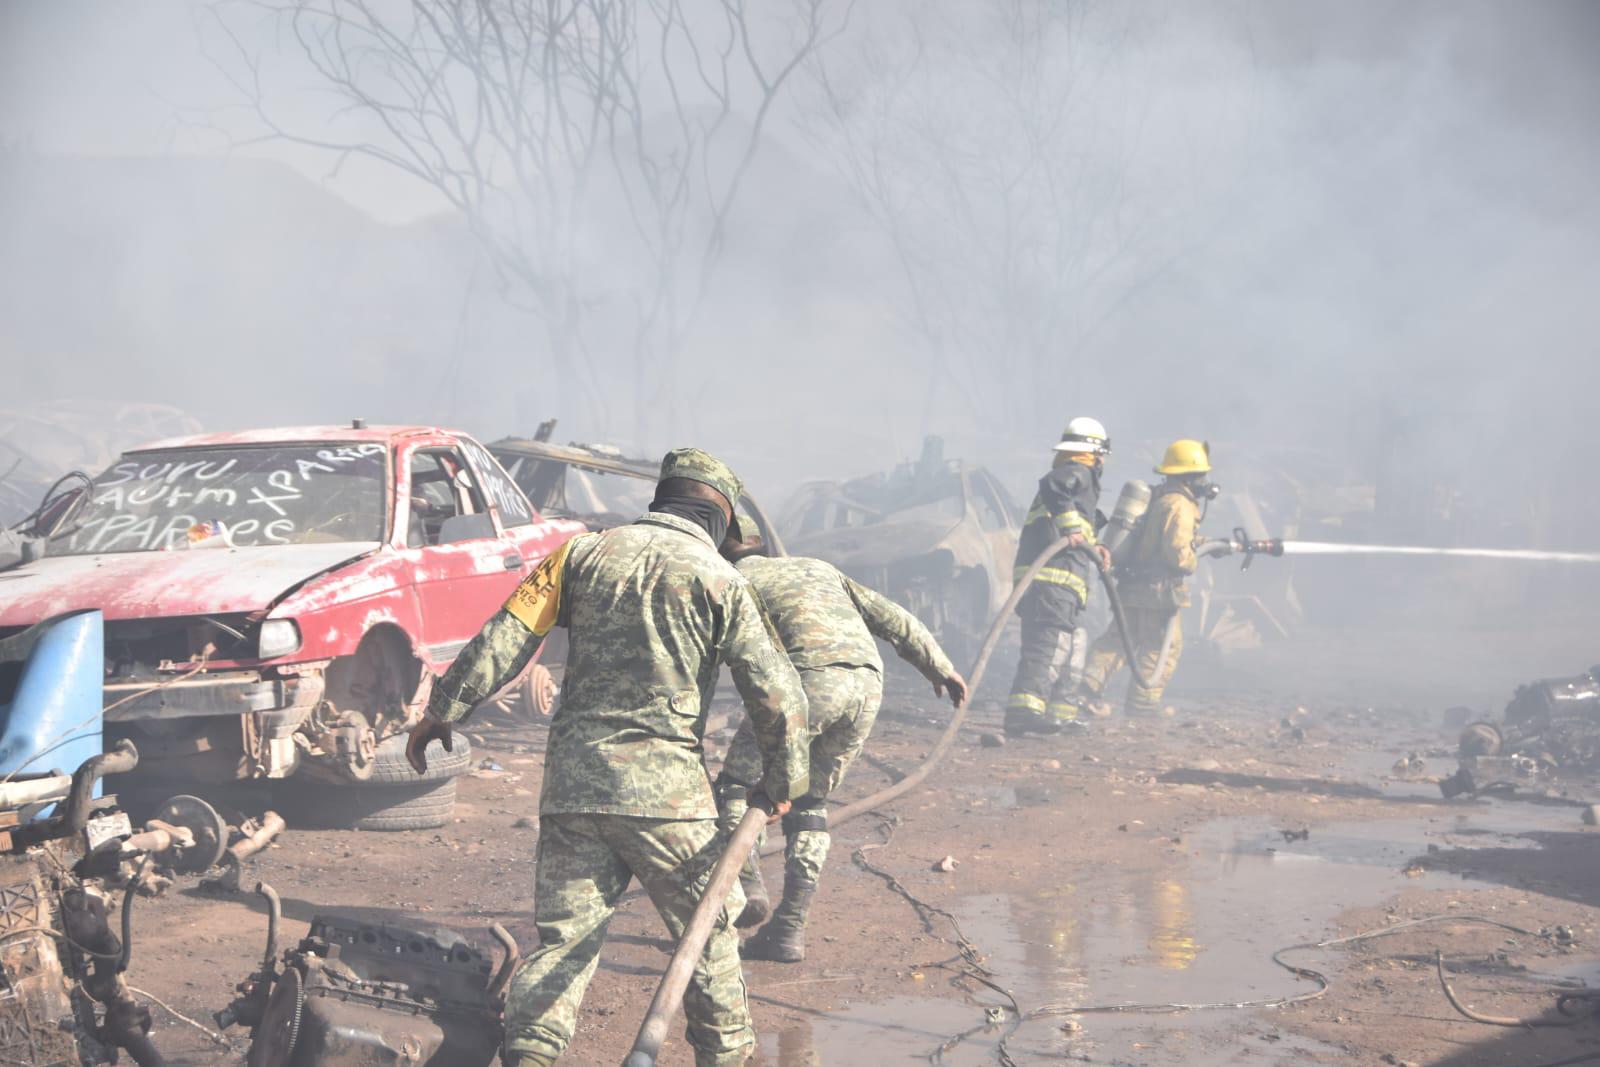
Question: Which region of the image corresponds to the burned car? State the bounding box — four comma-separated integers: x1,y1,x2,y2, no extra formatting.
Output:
779,436,1020,660
489,428,785,548
0,425,585,828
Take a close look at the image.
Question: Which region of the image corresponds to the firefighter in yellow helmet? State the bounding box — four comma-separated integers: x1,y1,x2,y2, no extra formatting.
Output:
1079,439,1215,716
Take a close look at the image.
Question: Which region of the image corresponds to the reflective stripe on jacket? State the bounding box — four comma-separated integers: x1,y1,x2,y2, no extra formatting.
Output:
1013,460,1102,608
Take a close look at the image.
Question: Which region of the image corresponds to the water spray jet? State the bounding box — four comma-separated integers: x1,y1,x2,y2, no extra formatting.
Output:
1275,541,1600,565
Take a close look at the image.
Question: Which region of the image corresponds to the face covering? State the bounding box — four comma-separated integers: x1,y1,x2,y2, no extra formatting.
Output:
650,488,730,545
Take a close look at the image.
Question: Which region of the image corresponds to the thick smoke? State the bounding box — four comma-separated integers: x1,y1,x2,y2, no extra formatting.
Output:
2,0,1596,702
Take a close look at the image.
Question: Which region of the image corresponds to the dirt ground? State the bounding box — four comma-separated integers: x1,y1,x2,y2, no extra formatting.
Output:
125,671,1600,1067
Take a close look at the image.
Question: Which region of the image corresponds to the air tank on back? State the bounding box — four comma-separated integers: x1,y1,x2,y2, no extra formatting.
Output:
1100,480,1151,561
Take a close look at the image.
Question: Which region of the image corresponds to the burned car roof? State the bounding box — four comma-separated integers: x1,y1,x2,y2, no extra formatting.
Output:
490,437,658,478
490,435,786,553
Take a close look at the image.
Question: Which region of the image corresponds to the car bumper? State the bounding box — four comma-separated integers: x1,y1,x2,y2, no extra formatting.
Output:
103,670,325,721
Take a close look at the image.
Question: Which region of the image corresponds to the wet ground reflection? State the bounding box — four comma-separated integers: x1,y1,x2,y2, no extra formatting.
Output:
759,800,1578,1064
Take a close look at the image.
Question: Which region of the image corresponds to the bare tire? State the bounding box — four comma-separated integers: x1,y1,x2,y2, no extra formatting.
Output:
280,736,471,831
365,731,473,784
282,779,458,832
342,780,458,832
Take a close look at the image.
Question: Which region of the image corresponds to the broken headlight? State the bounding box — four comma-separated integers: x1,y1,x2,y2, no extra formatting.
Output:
256,619,302,660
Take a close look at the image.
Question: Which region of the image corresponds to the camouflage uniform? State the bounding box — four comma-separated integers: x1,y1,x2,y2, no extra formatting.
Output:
1081,481,1198,714
717,555,955,958
426,449,809,1067
1006,456,1103,731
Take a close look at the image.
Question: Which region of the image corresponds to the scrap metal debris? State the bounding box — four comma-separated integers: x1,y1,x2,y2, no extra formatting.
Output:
780,436,1022,660
0,741,192,1066
199,810,287,895
1440,664,1600,797
218,883,517,1066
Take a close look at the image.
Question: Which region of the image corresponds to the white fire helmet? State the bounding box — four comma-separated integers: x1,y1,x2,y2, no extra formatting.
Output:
1053,416,1111,455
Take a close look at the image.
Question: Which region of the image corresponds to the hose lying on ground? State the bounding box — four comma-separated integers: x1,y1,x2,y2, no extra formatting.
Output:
761,531,1081,856
1436,949,1600,1028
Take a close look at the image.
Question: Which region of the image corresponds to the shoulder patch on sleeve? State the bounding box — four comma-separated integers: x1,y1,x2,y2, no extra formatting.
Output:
504,538,575,636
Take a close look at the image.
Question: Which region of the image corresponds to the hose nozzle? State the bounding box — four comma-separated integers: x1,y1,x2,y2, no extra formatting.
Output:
1234,529,1284,569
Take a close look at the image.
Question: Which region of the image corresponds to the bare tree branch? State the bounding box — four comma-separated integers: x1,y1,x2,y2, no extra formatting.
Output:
205,0,846,437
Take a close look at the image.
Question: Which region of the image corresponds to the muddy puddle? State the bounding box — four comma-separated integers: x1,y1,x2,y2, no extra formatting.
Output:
758,800,1581,1065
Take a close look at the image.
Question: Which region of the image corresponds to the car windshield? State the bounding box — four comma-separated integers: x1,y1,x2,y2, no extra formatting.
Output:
53,444,389,555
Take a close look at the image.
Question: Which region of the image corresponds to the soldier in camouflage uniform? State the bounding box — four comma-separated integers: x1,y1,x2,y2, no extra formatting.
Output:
714,545,967,963
406,448,809,1067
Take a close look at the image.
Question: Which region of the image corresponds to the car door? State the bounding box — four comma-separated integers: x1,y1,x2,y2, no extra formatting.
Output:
398,442,521,666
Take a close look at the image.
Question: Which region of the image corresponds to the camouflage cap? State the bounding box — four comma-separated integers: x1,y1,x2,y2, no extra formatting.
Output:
658,447,745,538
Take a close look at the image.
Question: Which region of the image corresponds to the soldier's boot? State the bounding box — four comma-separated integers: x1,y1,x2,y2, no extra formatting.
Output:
745,811,826,962
742,873,816,963
735,855,770,929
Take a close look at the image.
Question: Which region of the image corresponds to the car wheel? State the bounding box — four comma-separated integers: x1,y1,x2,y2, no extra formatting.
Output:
519,663,558,717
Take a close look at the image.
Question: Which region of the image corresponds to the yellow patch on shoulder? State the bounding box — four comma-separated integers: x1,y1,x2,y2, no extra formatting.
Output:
504,539,574,635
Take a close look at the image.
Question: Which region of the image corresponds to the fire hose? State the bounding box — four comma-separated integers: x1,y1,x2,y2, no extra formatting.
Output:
626,529,1279,1062
1097,528,1282,693
1092,555,1177,694
622,794,776,1067
623,533,1080,1065
763,531,1085,852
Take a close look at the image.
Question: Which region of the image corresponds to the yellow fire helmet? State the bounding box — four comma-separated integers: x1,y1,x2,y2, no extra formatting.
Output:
1155,439,1212,475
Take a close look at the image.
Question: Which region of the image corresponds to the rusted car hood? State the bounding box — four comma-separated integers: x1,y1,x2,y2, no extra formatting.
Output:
0,542,381,626
786,519,964,569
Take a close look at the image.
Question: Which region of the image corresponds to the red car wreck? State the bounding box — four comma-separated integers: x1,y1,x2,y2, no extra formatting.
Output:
0,423,584,827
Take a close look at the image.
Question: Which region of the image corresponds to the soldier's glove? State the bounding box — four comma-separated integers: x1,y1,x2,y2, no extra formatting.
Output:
934,671,969,709
748,789,790,824
405,714,454,775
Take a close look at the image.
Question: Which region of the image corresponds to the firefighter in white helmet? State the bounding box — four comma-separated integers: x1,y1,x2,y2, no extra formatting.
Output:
1004,417,1112,736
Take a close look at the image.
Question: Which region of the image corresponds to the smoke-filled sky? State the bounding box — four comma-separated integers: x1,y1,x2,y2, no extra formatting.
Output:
2,0,1597,545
